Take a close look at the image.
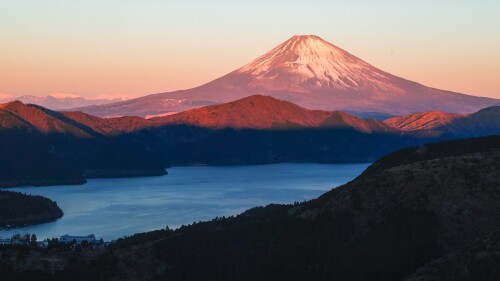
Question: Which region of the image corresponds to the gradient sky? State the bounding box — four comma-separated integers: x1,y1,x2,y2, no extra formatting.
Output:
1,0,499,99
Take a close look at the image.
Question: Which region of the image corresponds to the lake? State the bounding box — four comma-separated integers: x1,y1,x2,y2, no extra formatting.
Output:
0,163,369,240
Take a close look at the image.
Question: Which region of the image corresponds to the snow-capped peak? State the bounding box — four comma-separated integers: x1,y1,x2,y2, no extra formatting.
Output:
0,93,13,99
48,93,81,99
0,94,14,104
237,35,400,92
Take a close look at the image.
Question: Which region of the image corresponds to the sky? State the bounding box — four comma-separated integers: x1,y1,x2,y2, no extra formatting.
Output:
1,0,499,99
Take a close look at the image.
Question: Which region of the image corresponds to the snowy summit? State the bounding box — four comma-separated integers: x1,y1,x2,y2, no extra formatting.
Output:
238,35,400,92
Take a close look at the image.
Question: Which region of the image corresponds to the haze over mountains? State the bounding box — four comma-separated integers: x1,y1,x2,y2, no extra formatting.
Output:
0,93,122,110
75,35,499,118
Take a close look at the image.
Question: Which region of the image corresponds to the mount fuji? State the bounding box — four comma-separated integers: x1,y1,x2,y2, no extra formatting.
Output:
75,35,499,118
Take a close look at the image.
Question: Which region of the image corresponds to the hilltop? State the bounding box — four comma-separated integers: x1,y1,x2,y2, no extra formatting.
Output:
154,95,393,133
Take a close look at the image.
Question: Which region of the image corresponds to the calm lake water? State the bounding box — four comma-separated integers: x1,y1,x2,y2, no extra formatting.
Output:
0,163,369,240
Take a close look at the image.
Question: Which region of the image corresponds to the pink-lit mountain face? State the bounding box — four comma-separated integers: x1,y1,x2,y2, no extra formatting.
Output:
76,35,499,118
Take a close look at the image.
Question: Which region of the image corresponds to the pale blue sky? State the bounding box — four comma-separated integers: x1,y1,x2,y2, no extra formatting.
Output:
1,0,499,98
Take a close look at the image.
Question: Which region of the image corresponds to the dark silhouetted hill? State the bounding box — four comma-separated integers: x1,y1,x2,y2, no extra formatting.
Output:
0,190,63,227
2,136,498,280
0,102,166,188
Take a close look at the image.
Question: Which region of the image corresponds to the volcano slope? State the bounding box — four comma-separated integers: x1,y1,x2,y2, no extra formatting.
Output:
76,35,499,118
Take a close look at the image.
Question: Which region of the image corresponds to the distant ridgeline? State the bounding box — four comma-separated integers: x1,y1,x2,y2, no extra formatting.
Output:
0,96,499,187
0,136,499,280
0,190,63,227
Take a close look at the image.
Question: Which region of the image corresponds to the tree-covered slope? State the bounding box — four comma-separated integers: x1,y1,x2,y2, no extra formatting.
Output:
3,136,497,280
0,190,63,227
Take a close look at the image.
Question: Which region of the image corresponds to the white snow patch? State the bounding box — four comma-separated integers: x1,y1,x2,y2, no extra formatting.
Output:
162,98,186,106
145,112,178,119
49,93,81,99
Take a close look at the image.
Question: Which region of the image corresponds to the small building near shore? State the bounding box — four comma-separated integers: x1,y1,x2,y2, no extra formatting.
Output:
60,234,96,245
37,240,49,248
0,238,11,245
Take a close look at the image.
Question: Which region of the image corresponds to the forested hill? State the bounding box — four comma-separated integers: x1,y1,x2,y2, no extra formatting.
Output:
0,190,63,227
1,136,498,280
0,101,166,188
138,135,500,281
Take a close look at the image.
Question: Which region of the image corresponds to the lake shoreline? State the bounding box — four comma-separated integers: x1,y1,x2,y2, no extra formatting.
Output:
0,163,369,240
1,161,372,189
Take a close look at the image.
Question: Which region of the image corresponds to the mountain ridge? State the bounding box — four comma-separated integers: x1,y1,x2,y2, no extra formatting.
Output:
384,106,500,137
1,97,499,187
2,97,499,137
384,111,465,131
153,95,394,133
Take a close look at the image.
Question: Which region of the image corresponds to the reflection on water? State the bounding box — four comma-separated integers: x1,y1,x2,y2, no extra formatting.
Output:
0,163,369,240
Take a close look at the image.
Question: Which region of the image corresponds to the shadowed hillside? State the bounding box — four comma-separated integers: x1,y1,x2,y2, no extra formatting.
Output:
0,190,63,227
1,98,499,187
140,136,500,281
0,102,166,188
1,136,498,280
